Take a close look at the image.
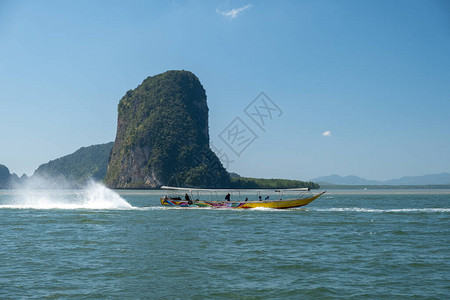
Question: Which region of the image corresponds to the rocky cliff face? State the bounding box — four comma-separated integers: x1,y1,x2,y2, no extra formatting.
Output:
105,70,229,188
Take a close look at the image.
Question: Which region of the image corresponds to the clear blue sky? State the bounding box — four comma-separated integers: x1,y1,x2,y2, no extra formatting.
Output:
1,0,449,181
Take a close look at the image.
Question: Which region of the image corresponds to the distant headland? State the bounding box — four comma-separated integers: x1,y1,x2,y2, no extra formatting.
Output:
310,173,450,188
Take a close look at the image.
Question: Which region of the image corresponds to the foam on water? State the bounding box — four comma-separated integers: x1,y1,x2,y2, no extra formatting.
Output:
0,181,134,210
312,207,450,213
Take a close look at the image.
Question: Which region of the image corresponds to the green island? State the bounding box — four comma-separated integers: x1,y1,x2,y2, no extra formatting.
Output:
1,70,449,190
229,174,319,189
0,71,319,190
34,142,114,185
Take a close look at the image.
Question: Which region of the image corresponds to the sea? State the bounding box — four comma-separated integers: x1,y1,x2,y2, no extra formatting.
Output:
0,183,449,299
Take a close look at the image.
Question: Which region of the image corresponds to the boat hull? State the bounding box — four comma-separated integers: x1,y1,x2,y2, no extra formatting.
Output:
160,192,325,209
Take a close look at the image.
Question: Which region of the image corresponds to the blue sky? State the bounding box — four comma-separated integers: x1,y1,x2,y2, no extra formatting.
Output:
1,0,449,181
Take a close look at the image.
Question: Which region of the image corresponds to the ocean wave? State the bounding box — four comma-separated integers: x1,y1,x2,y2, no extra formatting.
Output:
312,207,450,213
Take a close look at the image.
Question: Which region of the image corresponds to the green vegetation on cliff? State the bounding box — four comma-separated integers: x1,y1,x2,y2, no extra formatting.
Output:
34,142,113,185
229,176,320,189
105,70,230,188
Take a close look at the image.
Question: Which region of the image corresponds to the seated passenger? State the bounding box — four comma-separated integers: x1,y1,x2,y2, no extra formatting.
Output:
225,193,231,201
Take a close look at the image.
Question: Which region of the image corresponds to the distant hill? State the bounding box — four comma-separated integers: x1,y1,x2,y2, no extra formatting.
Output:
384,173,450,185
0,164,23,189
311,174,381,185
230,176,319,189
0,165,16,188
34,142,114,185
311,173,450,186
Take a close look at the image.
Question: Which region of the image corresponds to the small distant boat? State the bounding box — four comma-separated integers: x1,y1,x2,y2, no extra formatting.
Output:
160,186,325,209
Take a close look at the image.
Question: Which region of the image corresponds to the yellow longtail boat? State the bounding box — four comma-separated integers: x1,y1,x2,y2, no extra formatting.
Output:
160,186,325,209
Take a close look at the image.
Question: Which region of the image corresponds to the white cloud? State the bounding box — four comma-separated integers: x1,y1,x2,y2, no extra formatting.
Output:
322,131,331,137
217,4,252,19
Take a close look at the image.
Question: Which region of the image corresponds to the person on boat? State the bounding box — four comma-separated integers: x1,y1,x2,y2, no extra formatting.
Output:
225,193,231,201
259,196,262,201
185,193,190,201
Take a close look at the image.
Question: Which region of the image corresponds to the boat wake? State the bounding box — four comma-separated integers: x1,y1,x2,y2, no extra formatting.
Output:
0,181,135,210
311,207,450,213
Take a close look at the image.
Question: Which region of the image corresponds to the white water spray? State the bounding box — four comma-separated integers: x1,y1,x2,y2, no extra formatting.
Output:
1,179,133,210
79,181,133,209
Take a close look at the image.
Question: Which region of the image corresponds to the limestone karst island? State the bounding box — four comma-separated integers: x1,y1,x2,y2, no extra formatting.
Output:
0,70,318,190
105,70,230,189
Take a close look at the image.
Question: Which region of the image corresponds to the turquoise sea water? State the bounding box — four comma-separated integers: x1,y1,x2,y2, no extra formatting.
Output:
1,184,449,299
